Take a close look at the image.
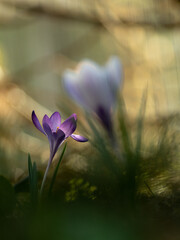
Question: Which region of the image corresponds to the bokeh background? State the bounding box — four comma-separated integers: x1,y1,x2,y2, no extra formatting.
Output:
0,0,180,184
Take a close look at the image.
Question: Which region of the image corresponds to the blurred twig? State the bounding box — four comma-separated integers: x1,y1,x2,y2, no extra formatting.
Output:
1,0,180,28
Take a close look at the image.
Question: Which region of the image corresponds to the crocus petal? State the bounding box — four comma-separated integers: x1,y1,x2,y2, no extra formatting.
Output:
60,114,77,138
43,122,54,156
63,70,87,107
79,61,114,111
32,111,45,135
43,122,65,161
42,114,51,128
96,106,112,134
63,63,102,111
106,56,122,96
51,129,65,160
71,134,88,142
50,112,61,132
63,56,122,115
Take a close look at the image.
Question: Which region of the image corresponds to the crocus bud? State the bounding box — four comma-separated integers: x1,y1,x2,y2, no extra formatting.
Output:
63,56,122,136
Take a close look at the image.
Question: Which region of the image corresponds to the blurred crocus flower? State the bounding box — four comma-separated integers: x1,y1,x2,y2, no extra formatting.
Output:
63,56,122,136
32,111,88,193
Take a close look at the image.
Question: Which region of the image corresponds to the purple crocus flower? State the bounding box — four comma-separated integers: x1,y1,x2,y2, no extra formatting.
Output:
63,56,122,136
32,111,88,193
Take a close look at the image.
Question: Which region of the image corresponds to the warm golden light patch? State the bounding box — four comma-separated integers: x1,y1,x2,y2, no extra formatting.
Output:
0,66,4,81
0,49,6,82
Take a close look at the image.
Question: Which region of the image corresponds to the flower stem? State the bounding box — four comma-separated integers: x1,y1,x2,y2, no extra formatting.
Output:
40,157,52,195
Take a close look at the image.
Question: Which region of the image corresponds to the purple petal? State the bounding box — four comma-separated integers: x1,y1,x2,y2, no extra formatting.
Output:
43,122,52,137
63,70,86,107
43,122,65,161
42,114,51,128
71,134,88,142
96,105,113,135
50,112,61,132
63,61,114,112
51,130,65,159
79,61,114,111
32,111,45,135
106,56,122,96
71,113,77,121
60,114,77,138
43,122,54,156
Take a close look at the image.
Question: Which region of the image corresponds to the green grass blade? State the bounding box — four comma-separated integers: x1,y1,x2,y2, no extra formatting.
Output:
32,162,38,205
85,113,105,150
118,95,133,159
135,89,147,161
48,143,67,196
85,113,120,175
28,154,38,206
28,153,32,182
85,112,112,158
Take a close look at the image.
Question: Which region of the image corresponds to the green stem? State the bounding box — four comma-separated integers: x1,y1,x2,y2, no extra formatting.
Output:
48,143,67,196
40,156,52,195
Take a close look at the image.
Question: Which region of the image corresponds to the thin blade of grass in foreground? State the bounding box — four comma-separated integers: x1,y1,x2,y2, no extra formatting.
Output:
118,95,133,159
48,143,67,196
135,89,147,162
85,113,110,157
85,113,106,151
28,153,32,182
85,113,120,175
118,94,146,201
28,153,38,206
131,89,147,199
